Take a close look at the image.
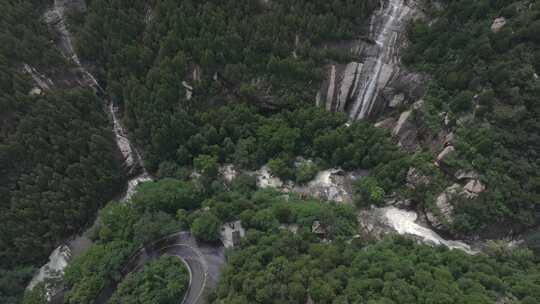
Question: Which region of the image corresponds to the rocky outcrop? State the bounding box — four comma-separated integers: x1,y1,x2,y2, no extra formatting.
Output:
389,99,424,152
22,64,54,91
182,81,193,100
463,179,486,198
406,167,430,189
426,184,461,230
491,17,507,33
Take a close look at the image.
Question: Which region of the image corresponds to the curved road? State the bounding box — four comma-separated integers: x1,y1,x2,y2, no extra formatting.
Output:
94,232,225,304
155,233,225,304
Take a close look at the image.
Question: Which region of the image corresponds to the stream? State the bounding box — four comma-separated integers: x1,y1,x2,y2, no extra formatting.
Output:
28,0,473,296
28,0,152,291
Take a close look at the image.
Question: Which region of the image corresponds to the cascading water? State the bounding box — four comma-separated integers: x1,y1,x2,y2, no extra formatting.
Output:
349,0,413,120
28,0,151,292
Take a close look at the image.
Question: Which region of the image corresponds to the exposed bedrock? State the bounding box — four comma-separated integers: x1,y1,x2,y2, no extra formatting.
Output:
318,0,426,121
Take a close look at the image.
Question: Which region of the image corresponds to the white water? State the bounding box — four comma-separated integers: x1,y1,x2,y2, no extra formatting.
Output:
380,207,476,254
28,0,152,291
349,0,413,120
252,164,475,254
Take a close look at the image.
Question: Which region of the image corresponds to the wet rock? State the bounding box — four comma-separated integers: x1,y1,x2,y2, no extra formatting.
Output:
491,17,507,33
385,197,413,208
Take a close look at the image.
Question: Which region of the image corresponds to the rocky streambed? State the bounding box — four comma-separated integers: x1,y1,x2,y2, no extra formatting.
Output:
27,0,152,293
221,164,477,254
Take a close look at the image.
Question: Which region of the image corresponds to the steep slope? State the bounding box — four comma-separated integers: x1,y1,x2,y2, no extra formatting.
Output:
0,1,122,303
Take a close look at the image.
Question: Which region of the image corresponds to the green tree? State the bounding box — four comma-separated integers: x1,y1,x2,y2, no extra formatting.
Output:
191,213,221,242
109,256,189,304
354,177,385,206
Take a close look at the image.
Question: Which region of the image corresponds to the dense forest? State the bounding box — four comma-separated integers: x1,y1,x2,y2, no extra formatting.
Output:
217,233,540,304
73,0,376,170
0,1,121,303
5,0,540,303
37,176,540,304
404,0,540,233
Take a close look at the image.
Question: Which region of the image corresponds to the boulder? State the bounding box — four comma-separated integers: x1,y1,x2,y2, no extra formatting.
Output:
491,17,507,33
29,87,43,96
392,110,413,137
463,179,486,198
436,146,455,165
392,110,418,152
455,169,479,181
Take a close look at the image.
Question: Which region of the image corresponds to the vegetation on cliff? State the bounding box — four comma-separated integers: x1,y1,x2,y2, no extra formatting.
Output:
404,0,540,233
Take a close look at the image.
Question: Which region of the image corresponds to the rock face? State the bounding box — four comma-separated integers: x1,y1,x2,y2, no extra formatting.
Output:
406,167,430,189
491,17,507,32
318,0,423,120
426,184,461,230
22,64,54,91
336,62,363,112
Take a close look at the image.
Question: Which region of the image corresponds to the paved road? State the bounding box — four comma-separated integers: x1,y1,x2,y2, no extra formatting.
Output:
93,232,225,304
155,233,225,304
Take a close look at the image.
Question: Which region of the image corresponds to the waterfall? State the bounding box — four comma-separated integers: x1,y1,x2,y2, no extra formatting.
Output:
28,0,151,292
349,0,413,120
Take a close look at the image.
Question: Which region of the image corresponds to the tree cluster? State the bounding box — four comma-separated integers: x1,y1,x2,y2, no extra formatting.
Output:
404,0,540,233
